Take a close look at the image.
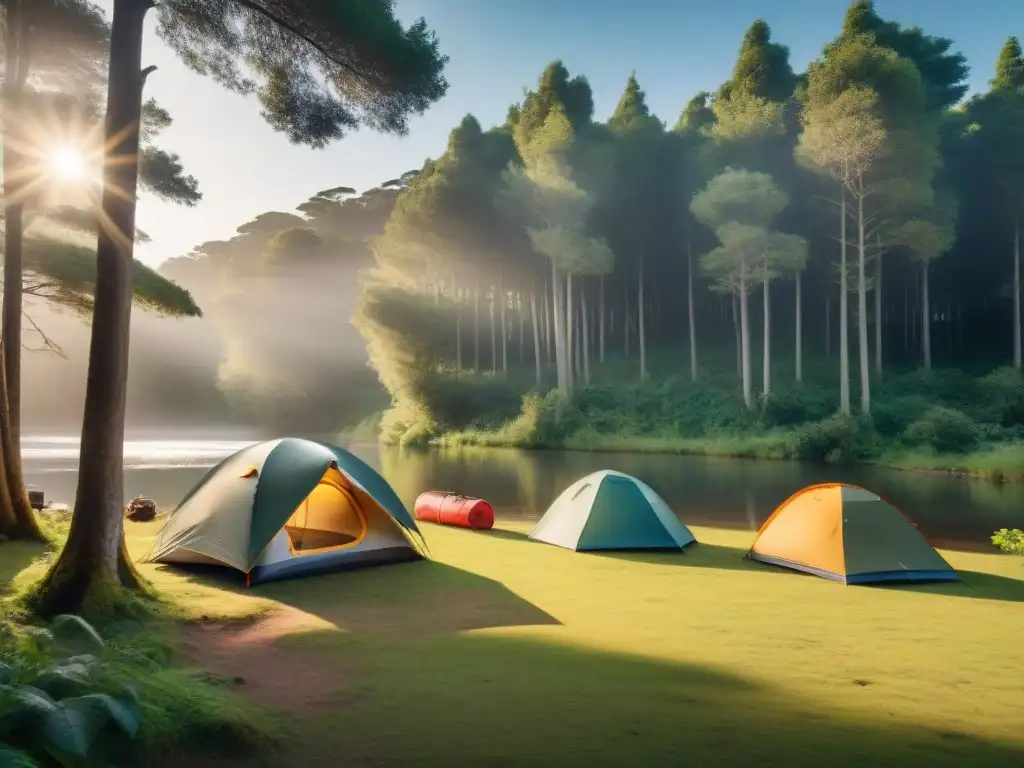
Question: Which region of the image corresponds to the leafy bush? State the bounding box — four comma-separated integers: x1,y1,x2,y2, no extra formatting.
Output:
420,375,524,431
788,415,879,464
760,383,837,427
992,528,1024,556
0,615,141,767
871,395,932,437
977,367,1024,427
901,406,982,454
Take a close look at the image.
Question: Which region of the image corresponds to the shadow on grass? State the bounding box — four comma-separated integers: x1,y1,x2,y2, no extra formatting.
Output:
742,558,1024,603
0,539,53,596
270,631,1023,768
158,558,560,634
589,542,773,573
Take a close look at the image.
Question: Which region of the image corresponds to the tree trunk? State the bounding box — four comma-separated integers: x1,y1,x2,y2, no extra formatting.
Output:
455,310,462,373
1014,216,1021,370
551,263,567,393
623,289,630,358
474,278,481,374
489,288,497,374
499,273,507,373
874,246,884,377
740,281,752,410
856,185,870,414
922,260,932,371
518,292,524,365
573,305,581,380
732,294,741,377
0,0,42,542
33,0,154,617
688,239,697,381
638,256,648,381
565,273,574,390
598,275,605,364
825,295,831,358
839,186,851,415
582,289,591,386
763,276,771,399
531,289,542,389
2,0,27,456
795,271,803,382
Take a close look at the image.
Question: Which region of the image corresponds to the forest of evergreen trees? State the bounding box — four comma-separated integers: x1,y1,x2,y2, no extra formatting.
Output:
339,0,1024,472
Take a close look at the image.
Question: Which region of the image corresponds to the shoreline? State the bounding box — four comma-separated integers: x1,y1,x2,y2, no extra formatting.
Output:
430,431,1024,485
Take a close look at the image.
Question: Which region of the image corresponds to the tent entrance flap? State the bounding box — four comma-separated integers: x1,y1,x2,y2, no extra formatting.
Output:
285,473,368,556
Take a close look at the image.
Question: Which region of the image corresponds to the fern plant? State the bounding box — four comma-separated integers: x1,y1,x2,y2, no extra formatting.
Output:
0,616,141,767
992,528,1024,557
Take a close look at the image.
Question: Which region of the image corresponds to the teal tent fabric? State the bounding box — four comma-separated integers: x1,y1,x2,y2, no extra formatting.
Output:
248,438,335,562
529,470,696,552
144,438,426,582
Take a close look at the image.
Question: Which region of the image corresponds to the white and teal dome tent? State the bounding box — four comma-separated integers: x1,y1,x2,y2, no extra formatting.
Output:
145,438,427,585
529,470,696,552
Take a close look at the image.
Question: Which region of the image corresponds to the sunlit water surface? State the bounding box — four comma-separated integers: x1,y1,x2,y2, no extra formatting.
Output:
21,433,1024,553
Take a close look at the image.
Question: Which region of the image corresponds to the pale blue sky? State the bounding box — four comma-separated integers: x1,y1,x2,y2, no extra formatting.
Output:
98,0,1023,266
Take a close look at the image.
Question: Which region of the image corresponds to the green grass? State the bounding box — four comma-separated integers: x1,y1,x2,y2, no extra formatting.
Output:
1,517,278,766
24,518,1013,767
882,444,1024,483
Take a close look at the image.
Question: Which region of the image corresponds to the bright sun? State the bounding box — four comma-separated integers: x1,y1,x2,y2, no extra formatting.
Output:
50,147,87,181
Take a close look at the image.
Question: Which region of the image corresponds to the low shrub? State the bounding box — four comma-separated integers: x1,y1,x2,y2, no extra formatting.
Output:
871,395,932,437
901,406,982,454
0,612,274,767
977,367,1024,427
760,383,837,427
0,615,141,767
787,415,879,464
991,528,1024,556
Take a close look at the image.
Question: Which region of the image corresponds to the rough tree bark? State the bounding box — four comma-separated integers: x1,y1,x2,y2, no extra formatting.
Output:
0,0,44,542
32,0,154,617
565,273,574,390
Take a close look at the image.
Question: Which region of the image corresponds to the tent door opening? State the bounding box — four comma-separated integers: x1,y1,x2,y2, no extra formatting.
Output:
285,472,368,555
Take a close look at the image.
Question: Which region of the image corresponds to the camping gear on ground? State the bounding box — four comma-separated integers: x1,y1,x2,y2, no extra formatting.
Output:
746,482,958,584
414,492,495,530
124,496,157,522
144,438,427,585
529,470,696,552
27,487,44,511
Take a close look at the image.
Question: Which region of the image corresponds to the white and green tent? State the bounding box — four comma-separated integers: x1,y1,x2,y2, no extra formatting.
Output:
145,438,426,584
529,470,696,552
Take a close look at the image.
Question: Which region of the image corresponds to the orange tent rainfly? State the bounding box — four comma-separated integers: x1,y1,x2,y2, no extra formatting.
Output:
746,483,958,585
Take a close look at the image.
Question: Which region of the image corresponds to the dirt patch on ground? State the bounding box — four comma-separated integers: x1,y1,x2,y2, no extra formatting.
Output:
179,607,340,712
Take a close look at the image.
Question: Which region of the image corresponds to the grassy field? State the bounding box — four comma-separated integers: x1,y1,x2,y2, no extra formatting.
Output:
5,518,1024,766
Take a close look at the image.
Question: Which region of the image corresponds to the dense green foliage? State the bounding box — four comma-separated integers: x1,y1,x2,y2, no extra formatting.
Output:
336,1,1024,472
992,528,1024,556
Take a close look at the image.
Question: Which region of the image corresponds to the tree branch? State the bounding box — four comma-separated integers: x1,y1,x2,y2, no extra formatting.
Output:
229,0,386,89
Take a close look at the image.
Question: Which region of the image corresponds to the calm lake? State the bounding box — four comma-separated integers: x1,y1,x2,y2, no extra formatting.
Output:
22,434,1024,553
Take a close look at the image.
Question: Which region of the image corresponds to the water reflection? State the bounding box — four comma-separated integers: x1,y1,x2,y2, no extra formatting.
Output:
378,447,1024,552
21,436,1024,553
